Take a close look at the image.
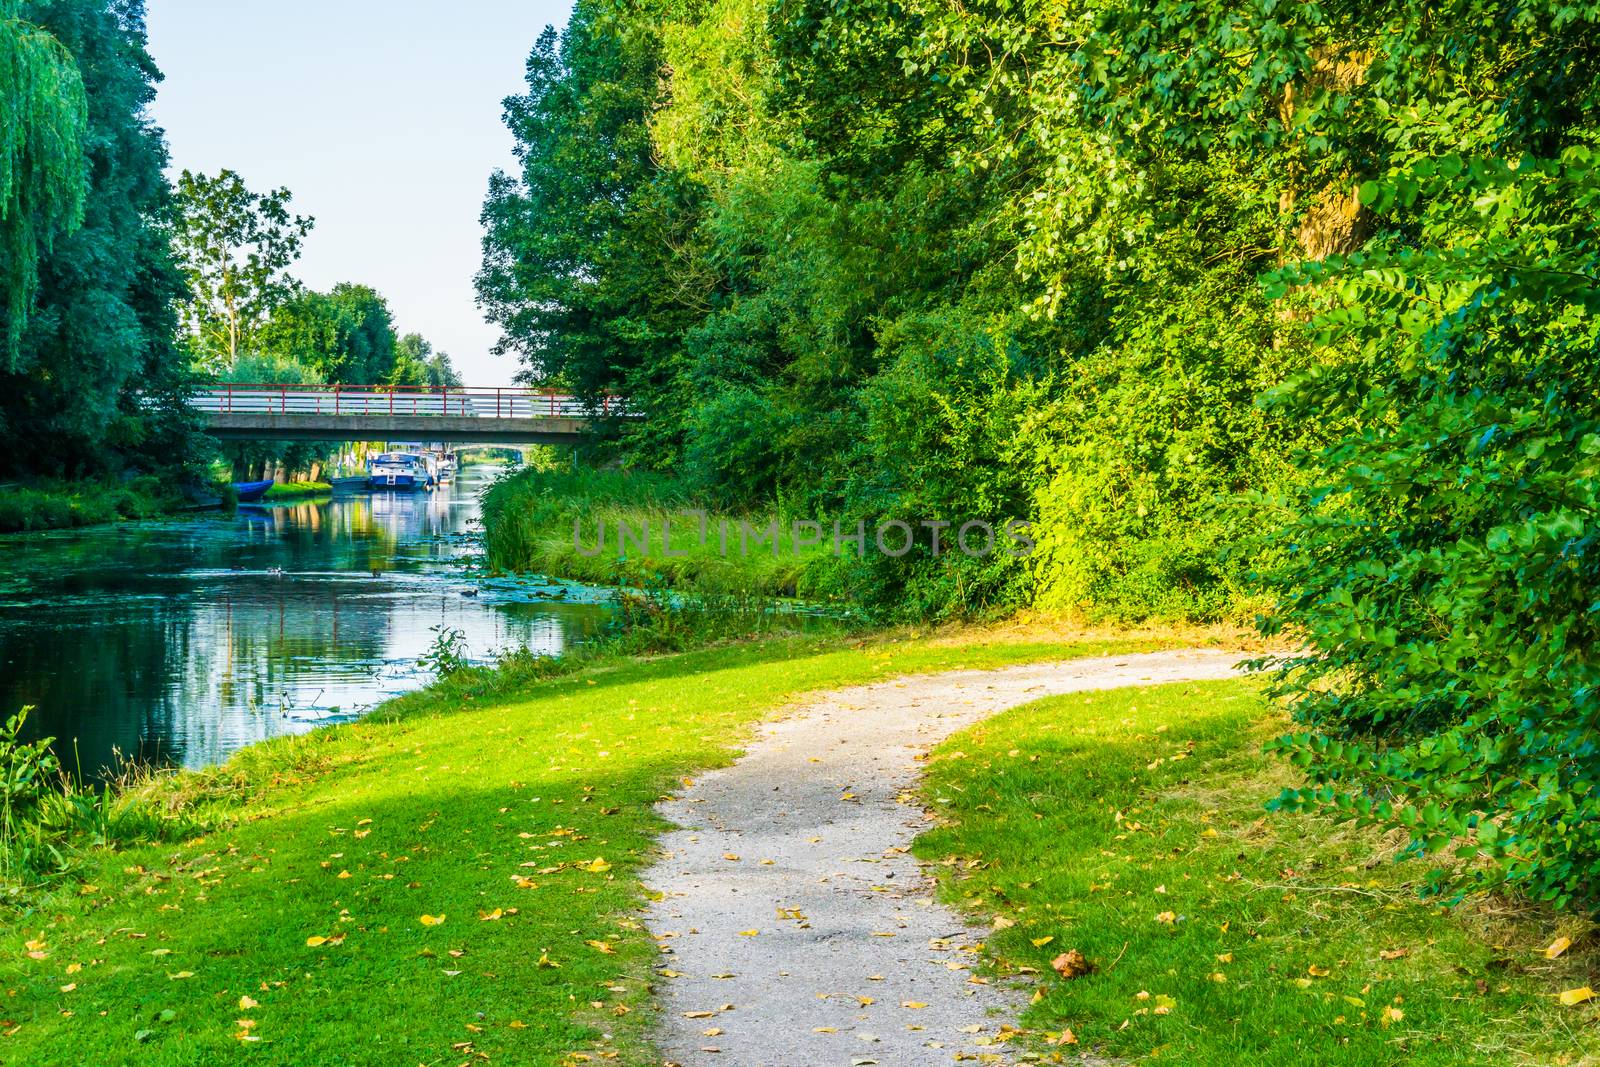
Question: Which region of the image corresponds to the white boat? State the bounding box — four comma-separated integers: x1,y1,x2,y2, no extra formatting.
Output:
367,452,434,490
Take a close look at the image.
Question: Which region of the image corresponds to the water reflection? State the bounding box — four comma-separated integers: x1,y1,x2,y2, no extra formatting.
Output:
0,466,607,775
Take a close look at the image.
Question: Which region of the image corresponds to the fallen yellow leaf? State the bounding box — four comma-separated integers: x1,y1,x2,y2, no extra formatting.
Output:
419,914,446,926
1559,986,1595,1006
239,995,259,1010
1546,937,1574,960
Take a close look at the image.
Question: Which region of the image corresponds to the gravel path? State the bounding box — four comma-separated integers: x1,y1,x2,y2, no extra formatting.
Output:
642,648,1248,1067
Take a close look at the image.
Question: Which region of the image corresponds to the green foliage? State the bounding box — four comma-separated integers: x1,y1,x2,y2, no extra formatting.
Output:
0,0,86,363
1262,147,1600,909
173,168,314,370
419,625,471,678
256,282,397,384
1059,0,1600,906
481,0,1313,623
0,476,176,533
0,708,57,824
387,332,462,388
480,467,820,597
236,284,437,477
0,0,209,486
477,9,703,467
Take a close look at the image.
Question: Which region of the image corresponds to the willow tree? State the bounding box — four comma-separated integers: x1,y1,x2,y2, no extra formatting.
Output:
0,0,87,364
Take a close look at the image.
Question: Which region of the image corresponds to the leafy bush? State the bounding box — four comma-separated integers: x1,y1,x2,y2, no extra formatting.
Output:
1054,1,1600,907
0,479,176,533
1262,150,1600,909
0,708,61,872
0,707,214,886
419,625,471,677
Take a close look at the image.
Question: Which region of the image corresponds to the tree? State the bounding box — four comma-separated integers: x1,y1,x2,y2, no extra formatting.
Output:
477,9,706,463
172,168,313,370
388,333,461,388
0,0,207,483
0,0,87,363
256,282,397,384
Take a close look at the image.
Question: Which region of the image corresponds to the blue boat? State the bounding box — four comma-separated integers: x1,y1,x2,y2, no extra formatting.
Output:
231,479,274,503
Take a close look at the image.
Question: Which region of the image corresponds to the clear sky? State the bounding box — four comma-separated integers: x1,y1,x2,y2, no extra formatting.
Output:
145,1,574,386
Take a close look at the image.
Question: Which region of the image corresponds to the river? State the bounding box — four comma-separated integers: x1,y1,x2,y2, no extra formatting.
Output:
0,464,610,777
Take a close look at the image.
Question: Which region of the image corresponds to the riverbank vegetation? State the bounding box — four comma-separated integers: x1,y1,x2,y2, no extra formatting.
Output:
918,680,1599,1064
0,629,1175,1063
0,478,180,534
262,481,333,501
482,468,828,597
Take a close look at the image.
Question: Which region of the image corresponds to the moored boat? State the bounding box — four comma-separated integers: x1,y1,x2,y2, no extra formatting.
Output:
231,479,274,503
367,452,432,490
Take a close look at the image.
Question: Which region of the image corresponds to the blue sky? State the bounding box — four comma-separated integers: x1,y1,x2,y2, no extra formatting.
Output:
147,1,574,385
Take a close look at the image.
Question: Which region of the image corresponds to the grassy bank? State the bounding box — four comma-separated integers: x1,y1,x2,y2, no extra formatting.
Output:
262,480,333,501
0,630,1172,1064
481,468,829,596
916,680,1598,1065
0,478,179,534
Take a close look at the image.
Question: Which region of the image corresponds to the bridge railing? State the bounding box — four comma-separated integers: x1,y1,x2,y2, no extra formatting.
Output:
193,384,617,419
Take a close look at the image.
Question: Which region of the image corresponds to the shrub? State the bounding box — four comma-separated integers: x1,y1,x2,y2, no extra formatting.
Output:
1261,152,1600,910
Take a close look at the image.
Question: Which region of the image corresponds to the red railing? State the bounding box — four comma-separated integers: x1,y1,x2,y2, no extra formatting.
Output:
193,383,619,419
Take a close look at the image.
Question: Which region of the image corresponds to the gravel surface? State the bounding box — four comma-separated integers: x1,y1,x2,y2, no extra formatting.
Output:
642,648,1248,1067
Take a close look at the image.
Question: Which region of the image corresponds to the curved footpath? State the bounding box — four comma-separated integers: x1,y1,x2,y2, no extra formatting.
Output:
643,648,1248,1067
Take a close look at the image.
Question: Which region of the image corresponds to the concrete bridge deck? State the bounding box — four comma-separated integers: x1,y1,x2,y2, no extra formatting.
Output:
192,385,611,443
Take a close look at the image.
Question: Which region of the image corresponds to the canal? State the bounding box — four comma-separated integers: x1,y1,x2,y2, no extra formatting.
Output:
0,464,610,776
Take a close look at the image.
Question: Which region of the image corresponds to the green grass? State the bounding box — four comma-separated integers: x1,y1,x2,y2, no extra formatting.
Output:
262,481,333,501
0,631,1168,1065
0,478,177,533
481,468,828,596
915,680,1600,1066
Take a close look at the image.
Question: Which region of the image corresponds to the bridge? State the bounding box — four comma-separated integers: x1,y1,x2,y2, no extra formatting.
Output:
192,384,616,444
